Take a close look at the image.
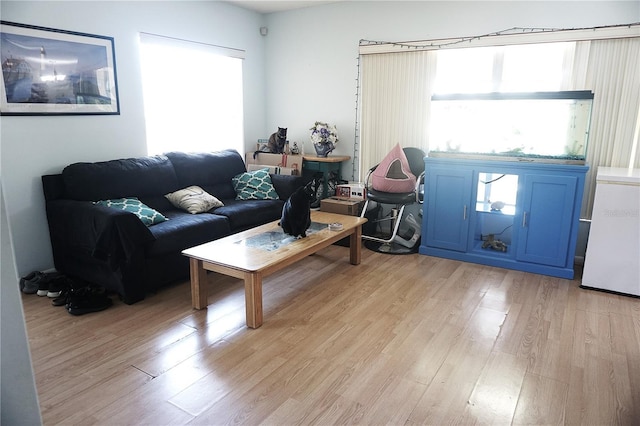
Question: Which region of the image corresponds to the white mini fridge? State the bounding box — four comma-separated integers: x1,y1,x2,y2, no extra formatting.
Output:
582,167,640,296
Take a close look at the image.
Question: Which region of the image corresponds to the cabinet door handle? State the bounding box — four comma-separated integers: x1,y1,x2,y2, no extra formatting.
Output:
463,205,468,221
522,212,528,227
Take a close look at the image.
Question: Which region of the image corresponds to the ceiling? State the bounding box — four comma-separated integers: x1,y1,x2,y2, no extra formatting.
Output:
225,0,341,14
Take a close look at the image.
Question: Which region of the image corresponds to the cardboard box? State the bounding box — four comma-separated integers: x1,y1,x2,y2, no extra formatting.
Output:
336,183,367,200
320,197,364,216
256,139,293,155
247,164,299,175
246,152,302,167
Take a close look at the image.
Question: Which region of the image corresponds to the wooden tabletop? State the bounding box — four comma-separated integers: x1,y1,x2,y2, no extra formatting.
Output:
182,211,366,273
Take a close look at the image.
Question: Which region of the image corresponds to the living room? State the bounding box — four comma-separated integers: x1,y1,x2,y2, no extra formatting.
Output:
2,1,639,424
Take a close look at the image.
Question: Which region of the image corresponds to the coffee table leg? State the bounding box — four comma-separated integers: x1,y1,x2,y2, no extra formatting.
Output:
349,225,362,265
190,258,207,309
244,272,263,329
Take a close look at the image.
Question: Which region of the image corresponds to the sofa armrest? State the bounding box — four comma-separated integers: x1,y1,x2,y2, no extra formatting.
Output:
270,174,306,201
46,199,155,269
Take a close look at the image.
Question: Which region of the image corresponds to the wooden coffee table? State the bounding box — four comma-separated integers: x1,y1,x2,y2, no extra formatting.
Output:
182,211,367,328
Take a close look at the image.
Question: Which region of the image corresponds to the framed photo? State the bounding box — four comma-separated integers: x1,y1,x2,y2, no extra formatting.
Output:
1,21,119,115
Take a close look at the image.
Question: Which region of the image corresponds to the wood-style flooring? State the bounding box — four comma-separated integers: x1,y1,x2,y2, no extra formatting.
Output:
22,244,640,425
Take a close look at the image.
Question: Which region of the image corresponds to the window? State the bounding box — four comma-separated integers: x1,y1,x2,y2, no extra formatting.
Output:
429,42,593,161
433,42,572,94
139,33,244,156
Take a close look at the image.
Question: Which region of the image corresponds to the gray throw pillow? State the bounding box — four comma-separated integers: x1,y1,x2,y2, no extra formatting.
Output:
165,185,224,214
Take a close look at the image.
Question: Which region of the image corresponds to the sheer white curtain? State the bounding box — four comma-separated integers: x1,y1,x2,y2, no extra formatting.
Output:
581,37,640,217
358,51,437,180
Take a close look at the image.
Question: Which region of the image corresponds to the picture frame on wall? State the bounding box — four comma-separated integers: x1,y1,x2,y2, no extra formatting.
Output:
0,21,119,115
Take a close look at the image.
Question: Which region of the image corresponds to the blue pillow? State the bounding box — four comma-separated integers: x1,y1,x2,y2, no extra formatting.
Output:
232,168,279,200
94,197,168,226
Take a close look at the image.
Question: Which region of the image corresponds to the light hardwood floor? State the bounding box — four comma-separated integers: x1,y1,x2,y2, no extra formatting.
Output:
22,244,640,425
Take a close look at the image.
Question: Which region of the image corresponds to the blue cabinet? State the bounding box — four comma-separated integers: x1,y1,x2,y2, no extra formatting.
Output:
516,174,577,267
419,157,588,279
424,168,472,252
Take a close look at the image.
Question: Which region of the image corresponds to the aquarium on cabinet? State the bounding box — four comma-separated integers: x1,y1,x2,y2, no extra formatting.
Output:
429,91,593,163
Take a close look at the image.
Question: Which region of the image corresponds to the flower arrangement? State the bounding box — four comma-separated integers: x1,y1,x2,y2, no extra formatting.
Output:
310,121,338,146
310,121,338,157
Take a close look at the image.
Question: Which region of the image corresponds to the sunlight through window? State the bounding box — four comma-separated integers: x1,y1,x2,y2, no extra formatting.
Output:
430,42,592,161
139,34,244,156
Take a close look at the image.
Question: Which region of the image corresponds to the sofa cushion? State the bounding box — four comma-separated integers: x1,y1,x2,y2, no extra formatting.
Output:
164,185,224,214
269,174,306,201
94,197,168,226
165,150,246,200
62,155,179,201
213,199,284,230
146,210,232,256
232,168,279,200
138,195,175,213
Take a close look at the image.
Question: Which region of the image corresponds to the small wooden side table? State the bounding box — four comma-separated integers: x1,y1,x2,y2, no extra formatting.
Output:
302,155,351,200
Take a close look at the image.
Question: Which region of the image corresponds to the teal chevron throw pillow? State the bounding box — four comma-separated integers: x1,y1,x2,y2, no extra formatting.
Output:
232,168,279,200
94,197,168,226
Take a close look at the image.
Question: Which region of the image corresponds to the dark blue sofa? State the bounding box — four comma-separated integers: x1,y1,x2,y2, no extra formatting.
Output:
42,149,304,304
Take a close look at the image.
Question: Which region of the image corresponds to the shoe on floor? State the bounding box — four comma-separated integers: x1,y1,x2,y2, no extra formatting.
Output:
51,288,69,306
21,271,45,294
52,277,84,306
46,275,69,298
36,272,64,297
67,287,112,315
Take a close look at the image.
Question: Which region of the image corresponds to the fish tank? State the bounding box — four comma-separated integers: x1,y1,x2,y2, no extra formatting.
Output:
429,91,593,164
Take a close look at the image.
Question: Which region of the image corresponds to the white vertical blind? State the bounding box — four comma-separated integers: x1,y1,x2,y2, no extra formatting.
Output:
359,51,436,180
581,37,640,217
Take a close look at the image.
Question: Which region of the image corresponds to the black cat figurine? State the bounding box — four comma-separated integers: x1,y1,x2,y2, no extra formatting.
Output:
280,180,315,238
254,127,287,159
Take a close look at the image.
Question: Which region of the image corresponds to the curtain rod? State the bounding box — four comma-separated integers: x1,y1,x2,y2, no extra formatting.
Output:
359,23,640,55
139,32,245,59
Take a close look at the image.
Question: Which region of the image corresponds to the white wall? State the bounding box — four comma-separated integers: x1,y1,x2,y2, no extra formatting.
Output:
263,1,639,180
1,182,42,425
1,1,266,276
